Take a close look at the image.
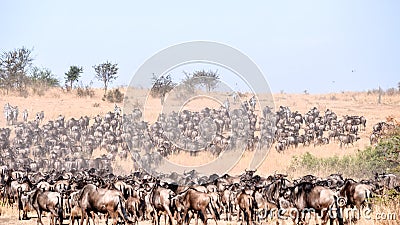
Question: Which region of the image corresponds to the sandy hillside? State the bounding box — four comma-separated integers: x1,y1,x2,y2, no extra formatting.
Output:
1,88,400,225
1,88,399,178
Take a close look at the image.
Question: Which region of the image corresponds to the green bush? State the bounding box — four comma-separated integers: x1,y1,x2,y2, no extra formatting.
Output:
289,128,400,179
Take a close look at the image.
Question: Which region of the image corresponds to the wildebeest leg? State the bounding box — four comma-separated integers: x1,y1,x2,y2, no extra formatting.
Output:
242,209,247,225
238,209,243,225
320,209,329,225
36,208,44,225
80,209,88,225
200,208,208,225
49,208,59,225
104,212,109,225
207,203,218,225
71,211,75,225
182,208,189,225
155,210,160,225
193,211,200,225
23,207,28,220
18,204,21,220
110,211,117,225
166,208,174,225
223,205,228,221
247,208,252,225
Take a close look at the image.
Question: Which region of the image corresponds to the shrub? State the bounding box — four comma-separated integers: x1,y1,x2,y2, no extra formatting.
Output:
385,87,398,96
105,88,124,103
18,89,29,98
31,84,46,96
289,127,400,179
133,99,142,109
76,84,95,98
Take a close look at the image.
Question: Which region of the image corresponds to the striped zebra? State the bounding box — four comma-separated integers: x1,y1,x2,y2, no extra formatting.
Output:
3,103,12,125
114,104,121,117
35,111,44,124
3,103,18,125
11,106,18,124
22,109,28,122
224,98,230,110
249,95,256,110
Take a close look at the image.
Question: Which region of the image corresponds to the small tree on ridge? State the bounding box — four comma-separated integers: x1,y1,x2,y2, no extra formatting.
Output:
65,65,83,91
93,61,119,96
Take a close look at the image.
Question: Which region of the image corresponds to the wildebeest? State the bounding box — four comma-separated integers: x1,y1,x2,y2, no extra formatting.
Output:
125,195,141,225
340,179,373,207
78,184,133,225
149,184,176,225
338,134,357,148
27,188,64,225
236,190,254,225
284,182,344,225
174,188,219,225
339,179,373,222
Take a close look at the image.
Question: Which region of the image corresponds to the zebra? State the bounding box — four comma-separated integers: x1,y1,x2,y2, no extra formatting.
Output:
11,106,18,124
249,95,256,110
22,109,28,122
114,104,121,117
224,98,230,110
36,111,44,123
3,103,14,125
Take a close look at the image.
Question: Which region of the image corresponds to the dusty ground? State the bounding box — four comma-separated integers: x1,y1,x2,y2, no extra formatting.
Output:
0,205,397,225
0,88,399,225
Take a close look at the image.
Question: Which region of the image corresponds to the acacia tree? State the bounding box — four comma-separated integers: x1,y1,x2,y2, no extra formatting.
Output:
30,67,59,87
150,74,176,105
181,71,196,94
65,65,83,91
0,47,33,94
93,61,119,96
192,69,220,92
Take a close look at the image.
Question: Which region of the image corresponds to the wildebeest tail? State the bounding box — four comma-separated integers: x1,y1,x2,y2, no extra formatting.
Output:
333,195,344,225
118,195,133,223
17,187,23,220
17,187,23,211
365,189,373,209
57,195,64,225
209,196,220,220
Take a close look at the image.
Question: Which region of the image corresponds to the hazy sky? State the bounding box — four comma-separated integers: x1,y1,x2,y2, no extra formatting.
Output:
1,1,399,93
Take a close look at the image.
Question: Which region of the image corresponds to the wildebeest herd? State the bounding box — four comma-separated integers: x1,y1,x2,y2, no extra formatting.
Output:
0,98,399,225
0,97,375,175
1,167,400,225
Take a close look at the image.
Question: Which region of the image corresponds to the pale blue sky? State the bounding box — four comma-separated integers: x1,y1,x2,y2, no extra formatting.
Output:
1,1,399,93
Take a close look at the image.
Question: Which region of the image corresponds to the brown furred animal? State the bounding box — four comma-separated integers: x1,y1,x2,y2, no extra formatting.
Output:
78,184,133,225
175,188,219,225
